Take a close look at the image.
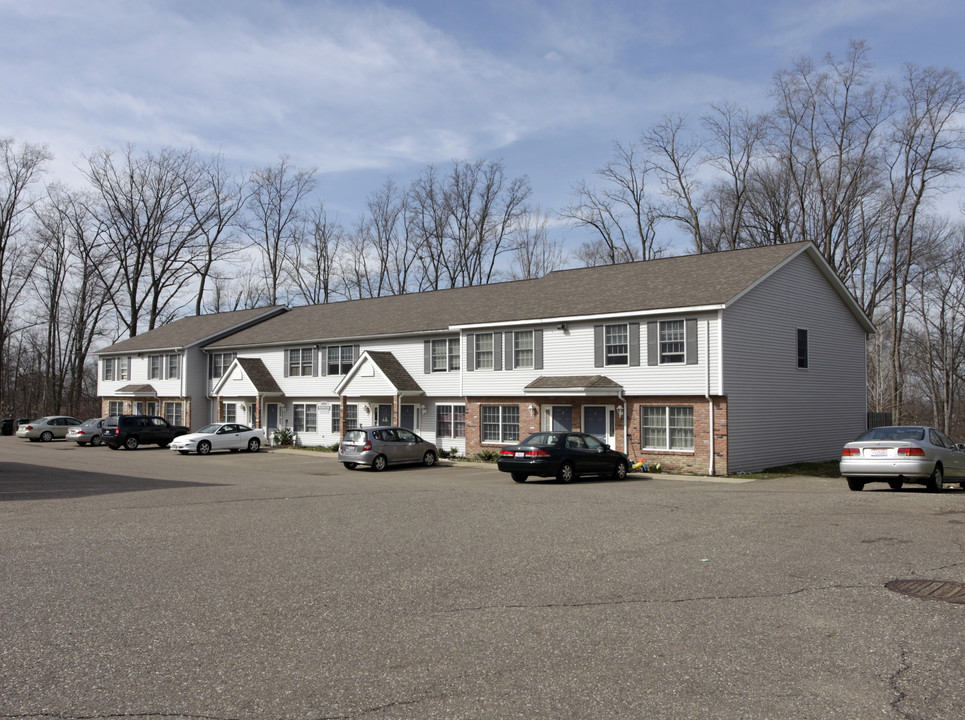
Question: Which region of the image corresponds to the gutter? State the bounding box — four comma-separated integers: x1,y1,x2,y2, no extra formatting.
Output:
705,319,715,476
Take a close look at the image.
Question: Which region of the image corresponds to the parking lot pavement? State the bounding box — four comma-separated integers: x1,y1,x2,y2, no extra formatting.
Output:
2,436,964,719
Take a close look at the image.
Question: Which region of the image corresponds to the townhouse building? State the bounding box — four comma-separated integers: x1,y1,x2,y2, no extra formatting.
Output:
97,242,874,474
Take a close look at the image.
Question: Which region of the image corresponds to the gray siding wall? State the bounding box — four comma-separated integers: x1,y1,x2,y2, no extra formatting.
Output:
722,254,868,472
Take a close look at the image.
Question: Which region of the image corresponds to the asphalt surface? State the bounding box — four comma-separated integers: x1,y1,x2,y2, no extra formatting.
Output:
1,437,963,719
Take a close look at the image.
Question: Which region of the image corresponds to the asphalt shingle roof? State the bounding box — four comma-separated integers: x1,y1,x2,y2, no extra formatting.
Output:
97,306,287,354
365,351,423,393
210,243,814,348
236,358,283,394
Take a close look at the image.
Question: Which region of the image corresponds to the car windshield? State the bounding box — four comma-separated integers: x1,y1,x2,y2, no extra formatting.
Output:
197,424,221,434
521,433,562,447
857,427,925,442
343,430,366,443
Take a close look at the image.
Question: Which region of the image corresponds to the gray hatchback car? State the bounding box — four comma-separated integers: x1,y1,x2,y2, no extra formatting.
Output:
338,426,438,471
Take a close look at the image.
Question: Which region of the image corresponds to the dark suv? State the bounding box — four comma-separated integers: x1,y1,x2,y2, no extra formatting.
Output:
102,415,190,450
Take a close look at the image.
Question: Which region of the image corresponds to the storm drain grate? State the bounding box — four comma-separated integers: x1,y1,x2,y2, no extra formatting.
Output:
885,579,965,604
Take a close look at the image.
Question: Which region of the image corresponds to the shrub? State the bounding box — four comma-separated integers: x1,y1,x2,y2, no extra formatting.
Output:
273,427,295,446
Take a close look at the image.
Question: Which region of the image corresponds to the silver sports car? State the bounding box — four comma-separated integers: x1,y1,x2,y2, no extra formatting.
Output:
840,425,965,492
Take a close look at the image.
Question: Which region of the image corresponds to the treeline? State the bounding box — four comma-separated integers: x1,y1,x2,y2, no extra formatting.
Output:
3,41,965,434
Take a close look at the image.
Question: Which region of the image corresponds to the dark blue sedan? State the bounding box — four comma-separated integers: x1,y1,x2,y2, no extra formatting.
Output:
497,432,630,483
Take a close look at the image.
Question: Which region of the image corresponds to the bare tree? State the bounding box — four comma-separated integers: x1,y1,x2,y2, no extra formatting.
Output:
507,207,567,279
884,63,965,421
289,202,344,305
641,114,705,252
83,145,208,337
243,156,317,306
187,153,246,315
562,141,662,264
0,138,51,414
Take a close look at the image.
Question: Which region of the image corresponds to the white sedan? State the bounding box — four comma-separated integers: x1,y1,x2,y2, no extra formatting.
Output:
171,423,265,455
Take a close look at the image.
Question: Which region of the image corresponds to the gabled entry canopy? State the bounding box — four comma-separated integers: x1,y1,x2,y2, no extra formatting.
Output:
212,357,283,398
335,351,424,398
524,375,624,397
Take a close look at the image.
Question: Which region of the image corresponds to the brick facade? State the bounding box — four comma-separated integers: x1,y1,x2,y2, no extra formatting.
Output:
462,394,729,475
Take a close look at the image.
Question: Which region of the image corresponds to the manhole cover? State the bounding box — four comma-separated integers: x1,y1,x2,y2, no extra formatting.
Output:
885,579,965,604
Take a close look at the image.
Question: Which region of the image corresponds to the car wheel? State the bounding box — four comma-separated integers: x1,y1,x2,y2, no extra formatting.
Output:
928,466,944,493
371,454,387,471
511,472,528,483
342,462,357,470
108,444,120,451
76,441,85,446
887,479,903,490
40,431,53,442
28,438,38,442
247,438,261,453
846,478,864,491
422,450,437,467
124,436,139,450
197,440,211,456
178,450,189,455
613,460,628,480
90,435,102,447
229,448,240,453
557,461,576,483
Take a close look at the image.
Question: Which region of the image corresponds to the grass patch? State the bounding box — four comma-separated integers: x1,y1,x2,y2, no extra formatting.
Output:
730,460,841,480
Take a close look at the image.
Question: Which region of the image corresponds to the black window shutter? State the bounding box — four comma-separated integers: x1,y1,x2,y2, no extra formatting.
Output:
494,332,503,371
534,329,543,370
647,322,658,366
424,340,432,374
312,347,319,376
629,322,640,366
505,333,514,371
686,318,698,365
283,349,290,377
594,325,604,367
320,346,327,376
466,334,475,372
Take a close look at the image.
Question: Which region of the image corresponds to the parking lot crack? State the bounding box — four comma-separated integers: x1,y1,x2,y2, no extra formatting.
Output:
439,583,872,614
888,647,913,719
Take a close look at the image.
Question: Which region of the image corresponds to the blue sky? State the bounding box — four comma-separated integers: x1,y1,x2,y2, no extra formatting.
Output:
3,0,964,251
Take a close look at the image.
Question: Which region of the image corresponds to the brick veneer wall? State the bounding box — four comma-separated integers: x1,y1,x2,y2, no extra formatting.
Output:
463,395,729,476
100,397,193,427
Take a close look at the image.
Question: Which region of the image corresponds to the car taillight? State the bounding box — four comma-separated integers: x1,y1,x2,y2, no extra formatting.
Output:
525,449,551,457
363,441,372,451
24,425,34,430
898,447,926,456
499,449,515,457
841,448,859,457
76,430,85,435
500,448,550,458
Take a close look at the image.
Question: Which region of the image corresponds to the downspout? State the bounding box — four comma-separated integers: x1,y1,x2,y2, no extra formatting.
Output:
705,319,715,476
619,389,627,454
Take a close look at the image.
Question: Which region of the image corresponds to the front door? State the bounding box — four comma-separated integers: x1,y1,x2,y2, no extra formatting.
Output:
583,405,609,445
266,404,279,438
550,406,572,431
400,404,415,430
378,404,393,426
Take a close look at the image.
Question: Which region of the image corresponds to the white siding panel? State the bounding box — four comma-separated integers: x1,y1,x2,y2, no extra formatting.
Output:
723,254,868,472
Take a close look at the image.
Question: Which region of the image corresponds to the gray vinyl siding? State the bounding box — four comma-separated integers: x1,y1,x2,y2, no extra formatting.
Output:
722,254,868,472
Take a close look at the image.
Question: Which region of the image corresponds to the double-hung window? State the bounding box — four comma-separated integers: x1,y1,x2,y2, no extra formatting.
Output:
293,403,317,433
481,405,519,443
332,403,358,433
432,339,460,372
149,355,163,380
103,358,115,381
475,334,494,370
109,401,124,415
659,320,686,364
210,352,236,379
118,356,129,381
327,345,356,375
224,403,237,423
436,405,466,438
164,402,183,426
513,330,534,369
288,348,313,377
605,324,629,365
641,406,694,451
166,354,180,379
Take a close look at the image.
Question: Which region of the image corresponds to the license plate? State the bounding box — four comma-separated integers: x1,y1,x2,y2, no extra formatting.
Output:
871,449,888,457
515,451,524,458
